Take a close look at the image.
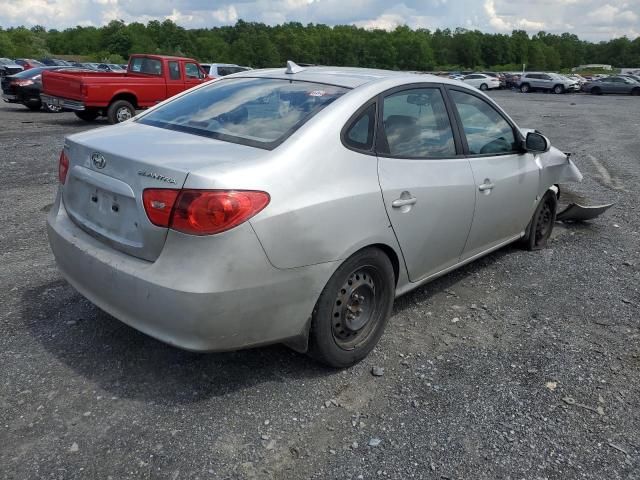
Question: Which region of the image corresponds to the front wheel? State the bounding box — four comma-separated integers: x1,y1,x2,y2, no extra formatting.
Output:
25,100,42,111
480,83,488,91
107,99,135,124
522,191,557,251
553,85,564,94
307,248,395,368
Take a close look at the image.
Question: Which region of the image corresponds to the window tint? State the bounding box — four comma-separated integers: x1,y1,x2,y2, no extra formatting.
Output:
450,90,518,155
185,63,201,78
138,78,348,149
130,57,162,75
540,75,551,80
380,88,456,158
168,61,181,80
344,103,375,151
218,66,240,76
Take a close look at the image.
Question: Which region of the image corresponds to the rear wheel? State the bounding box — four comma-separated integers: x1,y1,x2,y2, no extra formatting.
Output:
522,191,557,251
520,83,530,93
308,248,395,368
553,84,564,94
480,83,488,91
107,99,135,124
75,109,100,121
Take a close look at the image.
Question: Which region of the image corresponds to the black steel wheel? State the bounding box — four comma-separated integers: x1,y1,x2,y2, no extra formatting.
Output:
308,248,394,368
522,190,557,251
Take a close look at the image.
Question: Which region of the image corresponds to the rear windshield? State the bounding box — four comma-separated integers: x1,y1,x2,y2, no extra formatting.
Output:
129,57,162,75
138,78,349,149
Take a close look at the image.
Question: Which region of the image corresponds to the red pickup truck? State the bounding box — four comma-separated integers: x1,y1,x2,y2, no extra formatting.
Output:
41,55,207,123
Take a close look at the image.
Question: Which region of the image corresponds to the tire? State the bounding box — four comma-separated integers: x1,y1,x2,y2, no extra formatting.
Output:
591,87,602,95
75,109,99,121
520,84,530,93
522,190,557,251
42,102,63,113
25,100,42,111
107,99,135,124
480,83,488,91
307,248,395,368
631,88,640,96
553,84,564,94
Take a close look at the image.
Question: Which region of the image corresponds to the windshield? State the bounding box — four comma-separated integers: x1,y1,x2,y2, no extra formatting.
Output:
138,77,349,149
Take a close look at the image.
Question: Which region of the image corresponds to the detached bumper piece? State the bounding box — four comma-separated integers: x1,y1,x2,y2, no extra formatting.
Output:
40,94,85,111
556,203,615,222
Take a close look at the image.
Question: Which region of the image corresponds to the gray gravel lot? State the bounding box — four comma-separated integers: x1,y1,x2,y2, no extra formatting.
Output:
1,91,639,480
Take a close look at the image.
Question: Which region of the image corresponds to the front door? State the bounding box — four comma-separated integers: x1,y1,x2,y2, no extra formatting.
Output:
376,85,476,282
446,88,540,260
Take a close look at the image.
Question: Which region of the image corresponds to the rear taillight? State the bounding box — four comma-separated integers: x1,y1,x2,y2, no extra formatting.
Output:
142,189,269,236
58,150,69,184
142,189,180,227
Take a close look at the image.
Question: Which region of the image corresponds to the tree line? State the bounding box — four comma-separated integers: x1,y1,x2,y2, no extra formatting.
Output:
1,19,639,71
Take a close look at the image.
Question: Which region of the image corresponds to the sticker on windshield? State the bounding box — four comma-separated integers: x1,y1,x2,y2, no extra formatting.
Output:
308,90,326,97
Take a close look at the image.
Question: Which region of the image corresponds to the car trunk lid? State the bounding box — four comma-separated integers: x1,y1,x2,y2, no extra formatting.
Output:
61,122,265,261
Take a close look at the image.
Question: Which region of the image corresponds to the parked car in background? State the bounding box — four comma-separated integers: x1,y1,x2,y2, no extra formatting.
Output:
463,73,501,90
204,63,252,78
504,73,521,89
14,59,45,70
2,66,83,112
47,63,583,367
448,72,464,80
41,54,208,123
96,63,126,73
518,72,579,93
480,71,506,88
582,76,640,95
619,74,640,83
566,73,587,86
0,58,23,77
40,58,73,66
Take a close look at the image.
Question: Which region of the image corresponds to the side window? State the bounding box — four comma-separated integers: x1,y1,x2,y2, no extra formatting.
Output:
344,103,376,151
541,74,551,80
380,88,456,158
185,63,201,79
450,89,518,155
168,61,181,80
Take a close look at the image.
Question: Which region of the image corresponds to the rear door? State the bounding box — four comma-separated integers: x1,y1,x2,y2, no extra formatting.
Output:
446,87,539,260
376,84,476,282
166,60,185,98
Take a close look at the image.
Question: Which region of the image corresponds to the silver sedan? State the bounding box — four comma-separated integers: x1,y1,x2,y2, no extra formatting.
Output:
47,63,583,367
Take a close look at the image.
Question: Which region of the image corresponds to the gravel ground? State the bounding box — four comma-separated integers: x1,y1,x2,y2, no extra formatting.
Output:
1,91,639,480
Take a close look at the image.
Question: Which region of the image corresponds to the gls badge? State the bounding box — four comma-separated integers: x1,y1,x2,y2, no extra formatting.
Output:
91,152,106,169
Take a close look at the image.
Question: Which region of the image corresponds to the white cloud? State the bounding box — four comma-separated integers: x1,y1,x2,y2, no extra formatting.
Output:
0,0,637,41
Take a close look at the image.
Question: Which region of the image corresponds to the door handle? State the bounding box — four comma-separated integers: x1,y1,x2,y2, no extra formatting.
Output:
392,196,417,208
478,181,495,192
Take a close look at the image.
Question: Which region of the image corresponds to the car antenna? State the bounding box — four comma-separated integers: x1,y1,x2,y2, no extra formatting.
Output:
285,60,305,74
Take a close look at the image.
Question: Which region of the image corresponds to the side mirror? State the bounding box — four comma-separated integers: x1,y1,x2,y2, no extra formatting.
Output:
525,131,550,153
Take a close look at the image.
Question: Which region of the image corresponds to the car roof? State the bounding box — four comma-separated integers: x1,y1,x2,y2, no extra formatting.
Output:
233,65,449,89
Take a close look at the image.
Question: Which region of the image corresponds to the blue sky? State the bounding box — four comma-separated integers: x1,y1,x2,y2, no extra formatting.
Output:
1,0,638,40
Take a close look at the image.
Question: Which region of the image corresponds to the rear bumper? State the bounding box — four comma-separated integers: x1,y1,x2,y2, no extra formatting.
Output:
40,94,86,111
47,191,336,352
